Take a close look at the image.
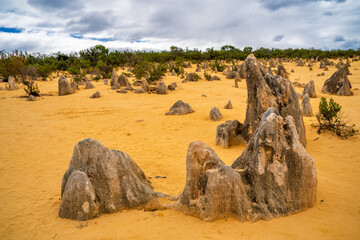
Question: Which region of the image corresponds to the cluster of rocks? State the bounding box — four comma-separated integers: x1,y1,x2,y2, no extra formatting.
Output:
60,107,317,221
321,67,353,96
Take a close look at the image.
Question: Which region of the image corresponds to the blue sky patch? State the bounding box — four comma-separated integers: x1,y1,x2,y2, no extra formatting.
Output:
0,27,23,33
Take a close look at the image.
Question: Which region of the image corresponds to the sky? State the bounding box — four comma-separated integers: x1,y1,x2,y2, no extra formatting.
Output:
0,0,359,53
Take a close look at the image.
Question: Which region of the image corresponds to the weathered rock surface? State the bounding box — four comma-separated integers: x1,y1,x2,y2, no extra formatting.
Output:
8,76,19,90
70,82,79,91
156,82,168,95
110,69,118,86
239,63,246,79
166,100,194,115
142,79,150,92
170,141,252,221
210,107,223,121
277,65,289,79
185,73,199,82
231,108,317,220
118,75,130,87
302,80,317,98
58,77,75,96
111,83,121,90
90,91,101,98
321,67,353,96
59,138,156,221
242,54,306,147
301,94,313,117
224,100,233,109
215,120,245,148
134,88,145,94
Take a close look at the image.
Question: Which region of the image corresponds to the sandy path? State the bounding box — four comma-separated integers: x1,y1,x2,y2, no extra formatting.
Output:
0,61,359,240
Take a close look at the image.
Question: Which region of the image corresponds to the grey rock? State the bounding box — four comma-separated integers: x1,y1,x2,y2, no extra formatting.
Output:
8,76,19,90
156,82,168,95
142,79,150,92
110,69,118,86
166,100,194,115
117,88,127,94
239,63,246,79
118,74,130,87
226,71,239,79
215,120,245,148
185,73,199,82
59,138,156,221
125,85,134,91
302,80,317,98
85,81,95,89
111,83,121,90
224,100,233,109
210,75,220,81
321,67,353,96
134,88,146,94
210,107,223,121
58,77,75,96
167,82,177,90
27,95,36,101
277,65,289,79
90,91,101,98
301,94,314,117
231,108,317,220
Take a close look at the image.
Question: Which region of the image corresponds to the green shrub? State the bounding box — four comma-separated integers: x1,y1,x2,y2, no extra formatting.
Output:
147,64,167,82
313,97,358,137
210,61,225,72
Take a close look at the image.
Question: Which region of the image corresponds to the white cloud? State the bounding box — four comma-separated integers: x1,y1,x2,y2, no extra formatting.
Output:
0,0,359,53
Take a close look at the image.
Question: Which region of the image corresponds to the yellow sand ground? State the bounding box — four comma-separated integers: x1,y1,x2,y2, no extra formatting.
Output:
0,61,359,240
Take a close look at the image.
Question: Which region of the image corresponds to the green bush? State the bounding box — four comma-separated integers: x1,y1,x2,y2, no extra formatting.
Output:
313,97,358,137
147,64,167,82
210,61,225,72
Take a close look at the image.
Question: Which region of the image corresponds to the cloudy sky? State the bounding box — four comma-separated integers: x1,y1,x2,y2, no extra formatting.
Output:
0,0,359,53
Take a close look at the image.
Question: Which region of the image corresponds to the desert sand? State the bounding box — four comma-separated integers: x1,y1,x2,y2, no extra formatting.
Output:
0,61,360,240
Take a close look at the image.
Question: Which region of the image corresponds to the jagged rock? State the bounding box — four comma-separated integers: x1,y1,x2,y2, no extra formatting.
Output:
268,66,273,76
90,91,101,98
142,79,150,92
118,75,130,87
167,82,177,90
210,107,223,121
59,138,156,220
166,100,194,115
231,108,317,220
85,81,95,89
215,120,245,148
269,59,276,68
224,100,233,109
78,80,85,85
134,88,145,94
185,73,199,82
226,71,239,79
335,62,344,69
170,141,252,221
27,95,36,101
302,80,317,98
301,94,313,117
210,75,220,81
297,58,305,66
319,61,325,69
156,82,168,95
58,77,75,96
8,76,19,90
277,65,289,79
242,54,306,147
110,69,118,86
321,67,353,96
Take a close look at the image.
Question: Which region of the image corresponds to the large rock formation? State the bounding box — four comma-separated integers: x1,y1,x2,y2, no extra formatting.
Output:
173,110,317,221
110,69,118,86
321,67,353,96
242,54,306,147
231,108,317,220
156,82,168,95
302,80,317,98
58,77,76,96
118,74,130,87
8,76,19,90
59,138,156,221
166,100,194,115
170,141,252,221
239,62,246,79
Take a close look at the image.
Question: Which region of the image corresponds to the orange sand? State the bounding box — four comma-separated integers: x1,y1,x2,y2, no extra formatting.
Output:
0,61,360,240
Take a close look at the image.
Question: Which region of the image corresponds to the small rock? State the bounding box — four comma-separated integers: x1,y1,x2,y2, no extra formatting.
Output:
210,107,223,121
90,91,101,98
301,94,313,117
156,82,168,95
134,88,145,94
224,100,233,109
211,75,220,81
117,89,127,94
166,100,194,115
167,82,177,90
27,95,36,101
85,81,95,89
